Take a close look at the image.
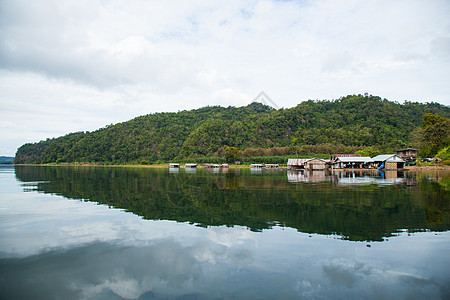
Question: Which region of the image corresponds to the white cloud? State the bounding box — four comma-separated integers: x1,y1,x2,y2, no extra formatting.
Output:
1,0,449,155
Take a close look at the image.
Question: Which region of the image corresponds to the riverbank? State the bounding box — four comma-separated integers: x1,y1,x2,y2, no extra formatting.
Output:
12,163,450,171
12,163,249,169
405,165,450,171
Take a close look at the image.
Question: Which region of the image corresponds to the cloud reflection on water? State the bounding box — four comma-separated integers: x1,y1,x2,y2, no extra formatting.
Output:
1,240,202,299
1,223,449,299
1,166,449,299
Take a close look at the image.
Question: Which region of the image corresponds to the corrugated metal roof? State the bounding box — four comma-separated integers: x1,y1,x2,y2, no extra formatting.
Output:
335,156,372,163
288,158,327,166
372,154,405,163
372,154,395,161
386,156,405,163
287,158,309,165
307,158,327,162
331,154,361,159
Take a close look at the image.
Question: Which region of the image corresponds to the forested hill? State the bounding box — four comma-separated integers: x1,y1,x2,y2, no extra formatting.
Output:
15,95,450,164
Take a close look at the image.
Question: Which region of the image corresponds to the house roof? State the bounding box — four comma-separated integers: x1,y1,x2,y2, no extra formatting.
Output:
307,158,326,162
331,154,361,158
335,156,372,163
287,158,309,165
287,158,326,165
372,154,405,163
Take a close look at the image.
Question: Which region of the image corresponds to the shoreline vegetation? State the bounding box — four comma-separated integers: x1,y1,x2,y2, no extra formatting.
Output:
11,162,450,171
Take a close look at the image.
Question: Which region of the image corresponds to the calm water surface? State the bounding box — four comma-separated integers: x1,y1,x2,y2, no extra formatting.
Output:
0,165,449,299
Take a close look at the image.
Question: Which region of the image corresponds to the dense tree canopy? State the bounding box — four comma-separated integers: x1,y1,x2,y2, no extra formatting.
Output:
419,113,450,157
225,146,240,163
15,95,450,164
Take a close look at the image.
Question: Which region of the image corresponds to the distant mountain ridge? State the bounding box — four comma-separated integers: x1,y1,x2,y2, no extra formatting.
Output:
0,156,14,161
14,94,450,164
0,156,14,164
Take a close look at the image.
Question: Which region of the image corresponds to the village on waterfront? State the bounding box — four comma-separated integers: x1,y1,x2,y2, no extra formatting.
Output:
168,148,446,171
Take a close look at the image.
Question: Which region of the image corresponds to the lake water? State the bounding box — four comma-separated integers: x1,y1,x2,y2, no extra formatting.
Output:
0,165,449,299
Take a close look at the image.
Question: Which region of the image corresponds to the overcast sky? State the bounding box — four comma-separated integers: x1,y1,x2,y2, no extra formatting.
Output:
1,0,449,156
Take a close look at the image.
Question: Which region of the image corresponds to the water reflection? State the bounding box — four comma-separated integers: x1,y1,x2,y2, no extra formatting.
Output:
287,170,327,183
287,169,415,185
168,167,179,173
1,240,203,299
185,167,197,174
2,230,448,300
0,166,449,299
250,168,262,174
328,170,407,186
12,165,450,241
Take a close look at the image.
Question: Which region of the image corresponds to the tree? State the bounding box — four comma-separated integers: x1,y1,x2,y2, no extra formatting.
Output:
355,146,381,157
436,146,450,165
419,114,450,157
422,113,447,128
225,146,240,163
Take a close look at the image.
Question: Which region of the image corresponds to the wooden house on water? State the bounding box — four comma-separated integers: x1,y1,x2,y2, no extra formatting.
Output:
396,148,418,163
204,163,220,168
265,164,279,169
250,164,264,169
185,163,197,168
304,158,327,170
372,154,405,170
331,156,373,169
287,159,309,169
287,158,326,170
331,154,361,161
169,163,180,168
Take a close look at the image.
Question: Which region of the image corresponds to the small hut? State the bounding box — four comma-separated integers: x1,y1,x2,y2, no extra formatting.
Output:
396,148,418,163
304,158,326,170
204,163,220,168
287,158,309,169
265,164,279,169
250,164,264,169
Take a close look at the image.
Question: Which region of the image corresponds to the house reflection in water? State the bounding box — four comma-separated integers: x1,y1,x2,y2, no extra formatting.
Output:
287,169,416,186
287,170,327,183
185,167,197,174
250,167,263,174
330,170,406,186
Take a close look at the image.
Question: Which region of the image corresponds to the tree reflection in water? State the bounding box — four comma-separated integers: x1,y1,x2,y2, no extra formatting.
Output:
14,166,449,241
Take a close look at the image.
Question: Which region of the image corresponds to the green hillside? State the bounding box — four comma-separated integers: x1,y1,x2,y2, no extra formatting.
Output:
14,94,450,164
